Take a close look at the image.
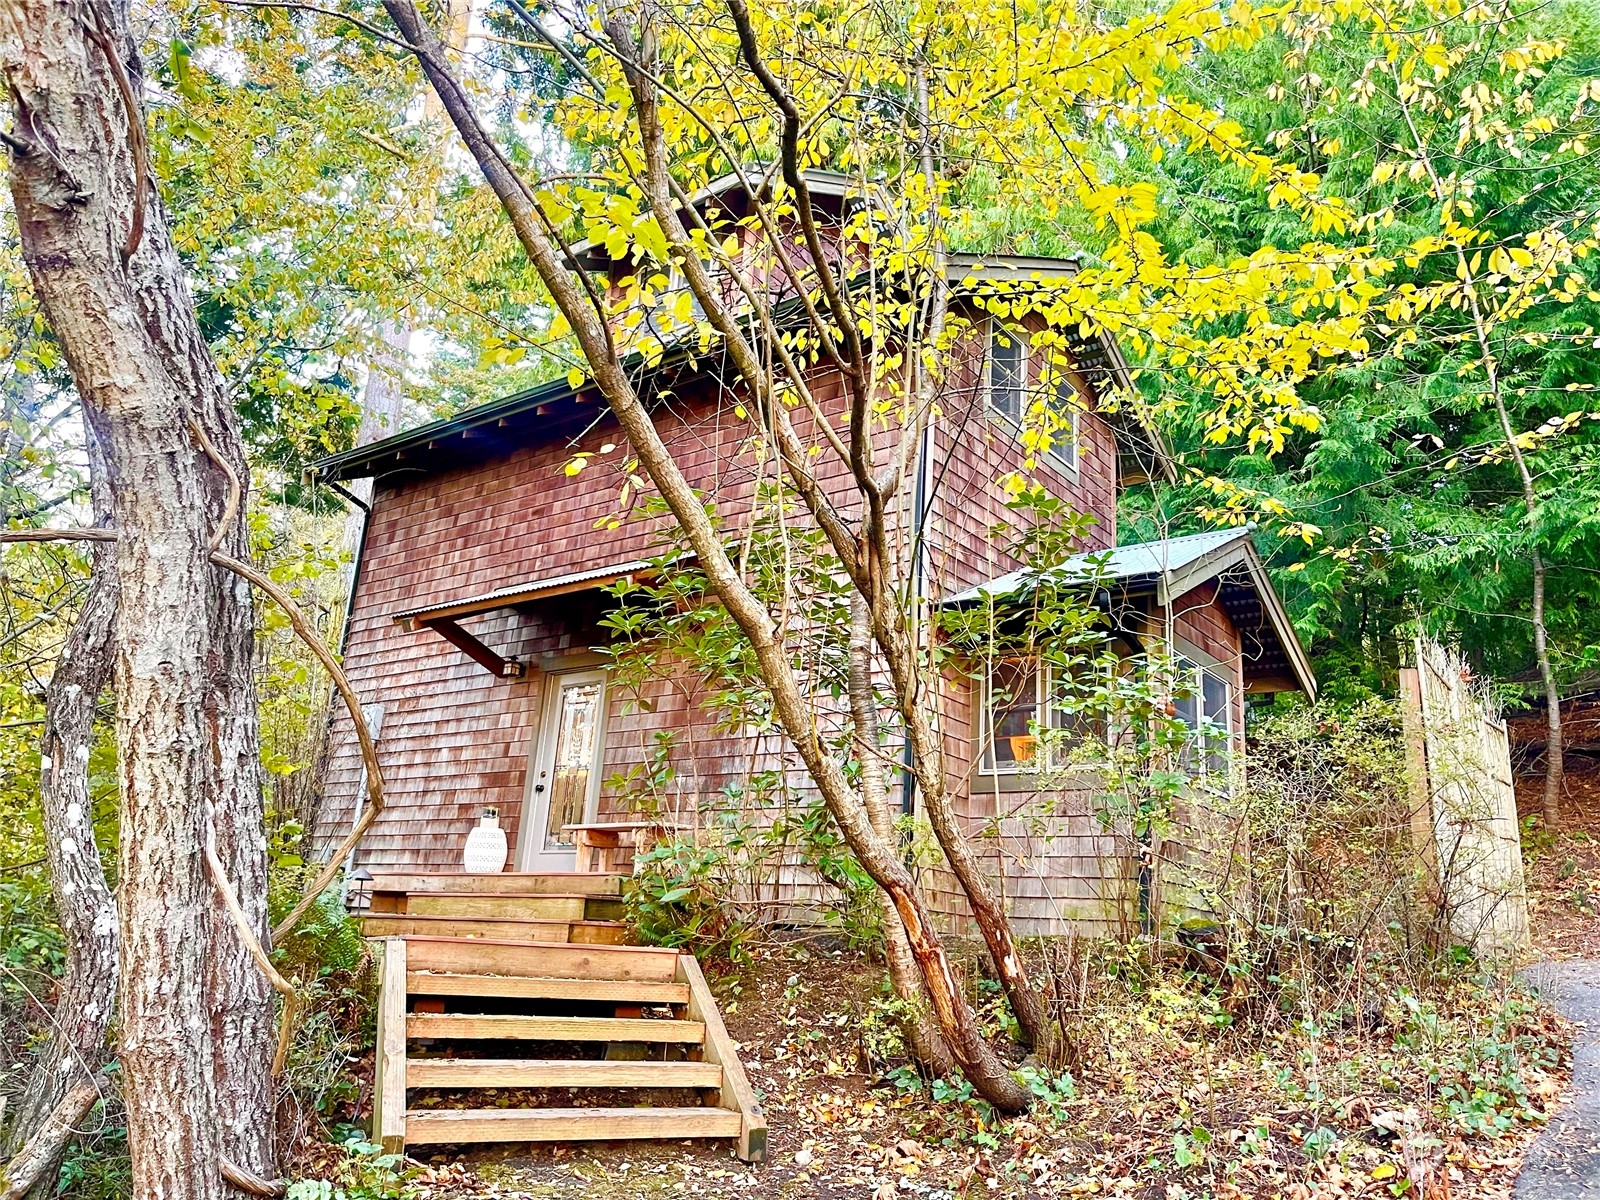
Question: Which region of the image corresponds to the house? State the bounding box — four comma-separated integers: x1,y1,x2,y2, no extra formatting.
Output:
310,170,1316,937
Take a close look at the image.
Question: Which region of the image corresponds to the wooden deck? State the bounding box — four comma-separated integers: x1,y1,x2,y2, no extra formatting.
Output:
366,873,766,1163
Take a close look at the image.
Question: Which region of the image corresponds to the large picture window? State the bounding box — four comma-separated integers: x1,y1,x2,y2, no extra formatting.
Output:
980,657,1108,773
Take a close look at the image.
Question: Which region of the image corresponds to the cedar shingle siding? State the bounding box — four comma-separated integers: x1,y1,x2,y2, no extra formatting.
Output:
317,312,1265,935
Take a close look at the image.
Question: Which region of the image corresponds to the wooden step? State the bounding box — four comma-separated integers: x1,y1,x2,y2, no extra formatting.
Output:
405,1058,722,1089
406,971,689,1006
371,872,624,897
361,914,627,944
401,937,680,982
404,1106,741,1146
372,939,766,1163
407,1013,705,1043
379,892,627,922
403,894,590,921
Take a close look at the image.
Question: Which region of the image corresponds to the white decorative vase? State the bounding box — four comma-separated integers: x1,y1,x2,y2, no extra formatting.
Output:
462,807,509,874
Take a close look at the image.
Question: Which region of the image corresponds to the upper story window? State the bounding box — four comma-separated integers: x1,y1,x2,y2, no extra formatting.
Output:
988,324,1029,424
986,321,1080,473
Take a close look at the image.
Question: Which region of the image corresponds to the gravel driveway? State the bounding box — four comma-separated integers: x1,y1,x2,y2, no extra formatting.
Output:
1517,961,1600,1198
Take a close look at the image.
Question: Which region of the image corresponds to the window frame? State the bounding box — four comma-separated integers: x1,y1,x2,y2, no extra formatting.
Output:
985,319,1081,475
977,655,1112,775
1169,648,1236,793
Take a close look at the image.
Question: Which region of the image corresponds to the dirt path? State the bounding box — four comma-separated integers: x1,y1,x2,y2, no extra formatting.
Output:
1517,961,1600,1198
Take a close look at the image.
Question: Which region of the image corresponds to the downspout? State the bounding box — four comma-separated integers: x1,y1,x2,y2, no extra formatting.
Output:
899,415,936,818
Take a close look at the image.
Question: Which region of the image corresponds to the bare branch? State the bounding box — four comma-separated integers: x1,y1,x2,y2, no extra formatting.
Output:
188,419,241,554
209,553,385,940
219,1158,287,1198
80,7,145,263
0,528,116,543
203,808,299,1078
0,1077,102,1200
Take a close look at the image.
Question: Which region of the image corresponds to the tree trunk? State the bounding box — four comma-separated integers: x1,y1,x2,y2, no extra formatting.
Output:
849,600,956,1076
1531,548,1564,830
2,427,117,1187
3,0,276,1193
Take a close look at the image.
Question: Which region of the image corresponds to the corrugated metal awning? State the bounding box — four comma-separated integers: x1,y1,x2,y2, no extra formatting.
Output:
941,527,1317,699
393,559,656,629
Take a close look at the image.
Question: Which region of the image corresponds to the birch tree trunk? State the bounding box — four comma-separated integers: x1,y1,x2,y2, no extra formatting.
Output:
2,0,276,1193
2,420,117,1189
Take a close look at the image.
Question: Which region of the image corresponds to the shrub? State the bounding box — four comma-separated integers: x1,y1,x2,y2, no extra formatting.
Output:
626,837,754,966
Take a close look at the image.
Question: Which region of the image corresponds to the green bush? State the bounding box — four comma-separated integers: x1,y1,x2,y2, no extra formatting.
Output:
626,838,753,966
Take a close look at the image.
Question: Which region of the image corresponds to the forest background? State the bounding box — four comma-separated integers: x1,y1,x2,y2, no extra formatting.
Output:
0,0,1597,1191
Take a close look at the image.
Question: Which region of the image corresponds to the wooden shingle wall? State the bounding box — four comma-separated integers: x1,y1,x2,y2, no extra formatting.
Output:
316,313,1237,940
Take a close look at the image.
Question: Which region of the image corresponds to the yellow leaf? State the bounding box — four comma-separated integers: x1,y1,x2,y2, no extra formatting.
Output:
1371,1163,1397,1180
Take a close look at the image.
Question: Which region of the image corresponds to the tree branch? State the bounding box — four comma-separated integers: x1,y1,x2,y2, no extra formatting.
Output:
0,528,387,941
210,553,384,941
0,1076,103,1200
203,807,300,1078
80,6,145,263
188,419,241,554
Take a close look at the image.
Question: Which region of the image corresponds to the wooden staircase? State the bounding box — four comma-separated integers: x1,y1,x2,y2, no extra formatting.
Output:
361,872,629,945
365,875,766,1163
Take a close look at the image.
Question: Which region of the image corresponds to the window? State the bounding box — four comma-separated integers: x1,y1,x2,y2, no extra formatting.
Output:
988,323,1028,424
1172,655,1234,786
984,659,1042,771
980,657,1108,773
987,322,1080,471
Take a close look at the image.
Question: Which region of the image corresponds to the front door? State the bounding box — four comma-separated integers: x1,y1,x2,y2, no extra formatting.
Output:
521,669,608,871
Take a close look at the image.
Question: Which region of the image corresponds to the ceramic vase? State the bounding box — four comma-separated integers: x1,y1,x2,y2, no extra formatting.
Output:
462,807,509,873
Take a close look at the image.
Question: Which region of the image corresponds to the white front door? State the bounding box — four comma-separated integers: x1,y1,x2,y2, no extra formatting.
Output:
520,669,607,871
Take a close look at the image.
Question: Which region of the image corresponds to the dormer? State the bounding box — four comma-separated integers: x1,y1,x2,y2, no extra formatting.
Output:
567,168,869,318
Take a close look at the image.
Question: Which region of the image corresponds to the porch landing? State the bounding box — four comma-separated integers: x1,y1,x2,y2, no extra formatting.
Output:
365,873,766,1164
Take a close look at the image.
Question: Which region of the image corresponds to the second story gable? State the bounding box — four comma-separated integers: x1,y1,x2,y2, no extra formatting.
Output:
314,169,1172,662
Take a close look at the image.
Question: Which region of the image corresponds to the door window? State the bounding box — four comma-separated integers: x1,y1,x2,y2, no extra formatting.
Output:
542,677,604,851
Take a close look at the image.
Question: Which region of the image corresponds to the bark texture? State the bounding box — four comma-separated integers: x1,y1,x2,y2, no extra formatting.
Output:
2,0,275,1193
849,600,956,1077
2,537,116,1184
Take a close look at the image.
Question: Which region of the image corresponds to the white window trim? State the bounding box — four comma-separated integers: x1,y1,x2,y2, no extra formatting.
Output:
985,319,1081,477
978,658,1044,775
977,656,1112,775
1171,643,1237,794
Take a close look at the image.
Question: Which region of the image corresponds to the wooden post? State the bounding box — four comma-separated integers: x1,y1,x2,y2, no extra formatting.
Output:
372,938,408,1154
676,953,766,1163
1398,666,1443,924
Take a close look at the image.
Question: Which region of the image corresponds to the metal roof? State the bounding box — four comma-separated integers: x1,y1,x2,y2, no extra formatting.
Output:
942,527,1251,605
943,526,1318,698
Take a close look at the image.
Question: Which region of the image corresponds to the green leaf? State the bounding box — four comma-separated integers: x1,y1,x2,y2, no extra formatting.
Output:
169,38,202,102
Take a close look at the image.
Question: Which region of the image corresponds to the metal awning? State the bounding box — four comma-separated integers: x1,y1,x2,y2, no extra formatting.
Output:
942,527,1317,698
394,559,656,678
